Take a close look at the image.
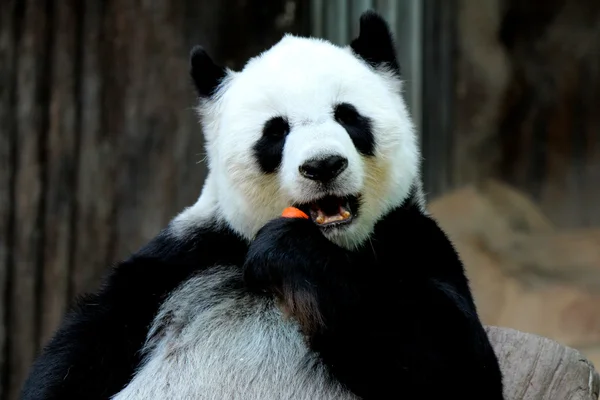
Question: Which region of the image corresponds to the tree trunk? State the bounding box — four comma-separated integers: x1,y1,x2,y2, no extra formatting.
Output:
0,1,308,399
488,326,600,399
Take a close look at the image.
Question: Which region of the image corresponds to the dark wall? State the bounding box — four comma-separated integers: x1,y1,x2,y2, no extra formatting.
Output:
497,0,600,227
452,0,600,227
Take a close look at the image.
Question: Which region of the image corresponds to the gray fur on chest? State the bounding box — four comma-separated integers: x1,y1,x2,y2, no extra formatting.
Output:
112,266,357,400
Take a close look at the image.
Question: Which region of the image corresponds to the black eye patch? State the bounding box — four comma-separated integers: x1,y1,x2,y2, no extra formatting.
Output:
253,116,290,173
333,103,375,156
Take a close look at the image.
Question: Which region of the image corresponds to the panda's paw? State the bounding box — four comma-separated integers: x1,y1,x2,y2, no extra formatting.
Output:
243,216,342,335
246,216,336,264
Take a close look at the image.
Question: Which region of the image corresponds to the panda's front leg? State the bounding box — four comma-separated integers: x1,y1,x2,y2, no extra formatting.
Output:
243,216,354,338
243,216,400,398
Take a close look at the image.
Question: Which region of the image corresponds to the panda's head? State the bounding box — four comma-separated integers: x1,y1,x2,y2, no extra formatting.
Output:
188,11,423,250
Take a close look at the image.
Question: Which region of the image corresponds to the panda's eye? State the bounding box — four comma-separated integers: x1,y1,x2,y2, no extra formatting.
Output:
333,102,375,156
263,116,290,139
254,116,290,174
334,103,360,125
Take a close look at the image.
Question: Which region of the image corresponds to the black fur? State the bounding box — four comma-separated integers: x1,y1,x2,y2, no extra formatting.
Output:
22,202,504,400
334,103,375,156
189,45,228,98
244,198,505,399
350,10,401,75
253,116,291,173
20,222,248,400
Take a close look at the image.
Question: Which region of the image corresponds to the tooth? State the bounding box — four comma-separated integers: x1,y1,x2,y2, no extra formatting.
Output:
341,210,351,219
316,215,325,224
310,209,320,221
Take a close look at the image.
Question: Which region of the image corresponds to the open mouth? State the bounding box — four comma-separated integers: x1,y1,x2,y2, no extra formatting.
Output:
295,195,360,228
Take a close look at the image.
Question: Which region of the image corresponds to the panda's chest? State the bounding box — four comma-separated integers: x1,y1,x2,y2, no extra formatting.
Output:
112,266,357,400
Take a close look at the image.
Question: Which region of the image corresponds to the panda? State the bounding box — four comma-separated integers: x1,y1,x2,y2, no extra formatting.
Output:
21,11,505,400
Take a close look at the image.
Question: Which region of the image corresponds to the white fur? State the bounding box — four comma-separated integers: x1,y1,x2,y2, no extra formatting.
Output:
173,34,424,249
116,33,427,399
112,266,358,400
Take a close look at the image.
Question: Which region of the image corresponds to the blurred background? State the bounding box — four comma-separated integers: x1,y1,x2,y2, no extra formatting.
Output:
1,0,599,398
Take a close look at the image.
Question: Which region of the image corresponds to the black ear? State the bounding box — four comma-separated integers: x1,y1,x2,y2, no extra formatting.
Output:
350,11,400,74
189,45,228,98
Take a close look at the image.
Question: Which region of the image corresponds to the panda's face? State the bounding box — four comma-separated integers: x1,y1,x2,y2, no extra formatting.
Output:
191,12,421,249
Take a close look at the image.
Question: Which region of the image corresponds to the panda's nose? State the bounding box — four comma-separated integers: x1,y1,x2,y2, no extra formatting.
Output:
299,155,348,183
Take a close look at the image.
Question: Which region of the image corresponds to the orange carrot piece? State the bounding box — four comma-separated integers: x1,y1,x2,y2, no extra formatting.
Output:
281,207,309,219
